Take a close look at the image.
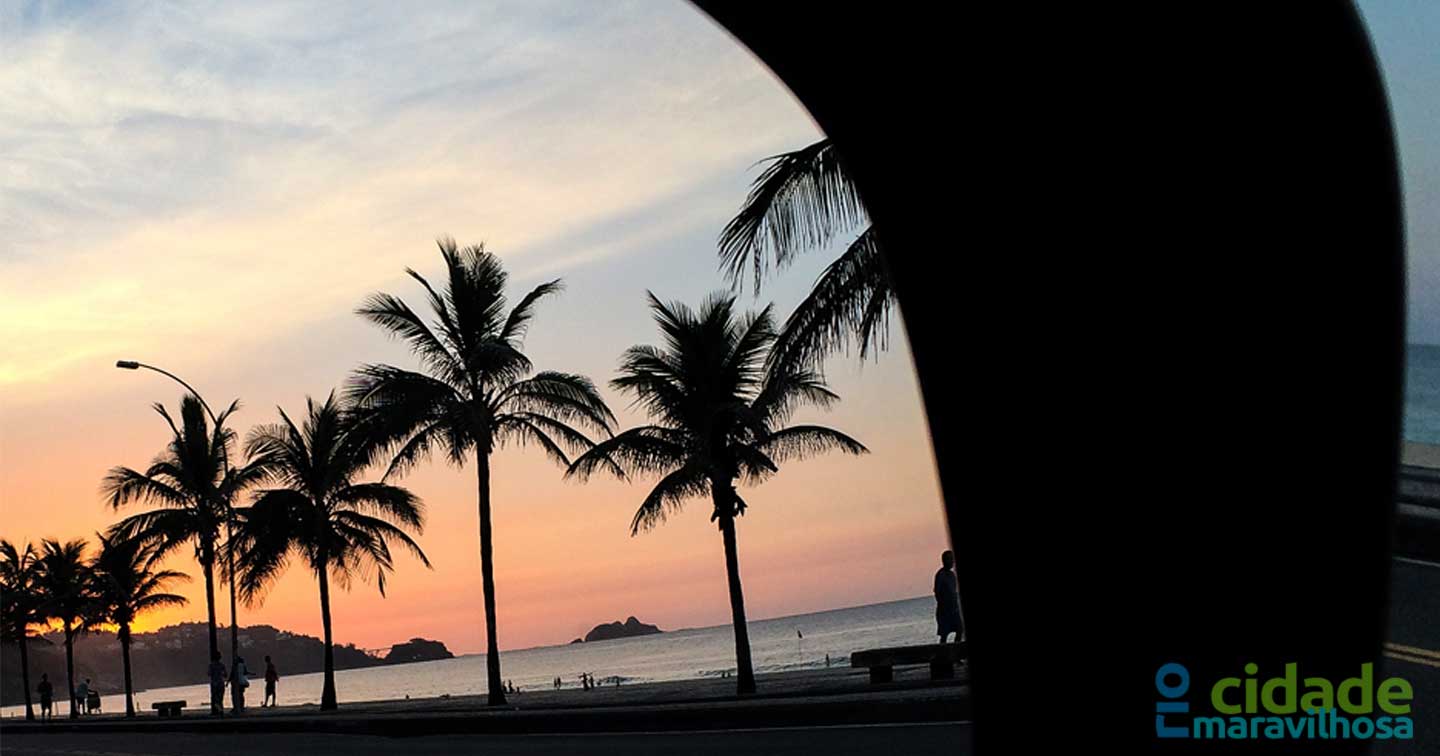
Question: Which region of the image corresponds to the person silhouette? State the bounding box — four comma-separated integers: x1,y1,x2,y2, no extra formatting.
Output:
934,550,964,643
231,655,250,713
263,656,279,708
208,651,228,717
37,673,53,721
74,678,90,716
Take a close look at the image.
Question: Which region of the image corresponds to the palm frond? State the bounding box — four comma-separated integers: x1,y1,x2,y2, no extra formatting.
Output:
501,279,563,345
768,226,893,367
566,426,688,482
718,139,867,292
755,426,869,463
629,463,710,535
334,483,425,531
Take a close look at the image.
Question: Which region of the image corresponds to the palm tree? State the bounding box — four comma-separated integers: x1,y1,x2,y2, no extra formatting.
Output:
103,395,259,665
0,540,42,720
90,532,188,718
567,293,867,694
346,238,615,706
233,392,431,711
34,539,97,719
718,139,891,367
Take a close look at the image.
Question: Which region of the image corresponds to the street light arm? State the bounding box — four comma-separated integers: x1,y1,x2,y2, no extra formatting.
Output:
116,361,220,427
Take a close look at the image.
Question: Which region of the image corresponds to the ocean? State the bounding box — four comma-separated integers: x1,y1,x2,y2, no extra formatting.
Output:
2,596,937,717
1407,344,1440,444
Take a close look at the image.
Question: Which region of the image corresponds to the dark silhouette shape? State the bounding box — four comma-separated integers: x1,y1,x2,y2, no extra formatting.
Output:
346,238,615,706
103,395,263,669
75,678,90,715
719,139,888,368
383,637,453,664
35,539,96,719
568,293,867,695
36,673,52,720
84,684,100,715
232,391,432,711
263,655,278,707
0,539,41,721
934,550,963,643
90,532,188,717
583,616,660,642
207,650,227,716
230,655,249,713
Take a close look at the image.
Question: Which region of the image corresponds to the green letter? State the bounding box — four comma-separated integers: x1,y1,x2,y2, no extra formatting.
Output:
1338,663,1374,714
1301,678,1333,712
1244,662,1259,712
1378,677,1412,715
1212,678,1242,714
1261,663,1298,713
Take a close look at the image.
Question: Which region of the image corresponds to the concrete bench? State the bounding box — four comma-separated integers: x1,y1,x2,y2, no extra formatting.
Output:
851,643,967,684
151,700,186,718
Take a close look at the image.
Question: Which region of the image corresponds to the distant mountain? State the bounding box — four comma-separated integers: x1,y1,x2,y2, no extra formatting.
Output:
580,616,662,643
1,623,449,706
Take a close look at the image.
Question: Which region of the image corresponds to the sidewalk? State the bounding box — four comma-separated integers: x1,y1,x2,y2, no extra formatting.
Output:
0,666,967,736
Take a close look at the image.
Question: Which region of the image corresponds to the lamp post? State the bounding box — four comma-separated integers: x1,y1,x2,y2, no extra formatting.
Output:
115,360,241,666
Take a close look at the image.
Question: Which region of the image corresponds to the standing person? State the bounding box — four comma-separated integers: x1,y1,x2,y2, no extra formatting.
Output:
208,651,228,717
263,656,279,708
934,550,964,643
74,679,90,716
37,674,53,721
230,655,250,714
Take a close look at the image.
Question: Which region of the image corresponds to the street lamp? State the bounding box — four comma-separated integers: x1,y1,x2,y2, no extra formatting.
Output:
115,360,241,666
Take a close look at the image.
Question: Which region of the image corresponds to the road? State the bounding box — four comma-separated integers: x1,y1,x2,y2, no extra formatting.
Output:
0,722,969,756
1374,557,1440,756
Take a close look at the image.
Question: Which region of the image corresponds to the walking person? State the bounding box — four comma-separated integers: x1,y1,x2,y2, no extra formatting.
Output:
208,651,228,717
231,655,251,714
37,674,53,721
263,656,279,708
934,550,964,643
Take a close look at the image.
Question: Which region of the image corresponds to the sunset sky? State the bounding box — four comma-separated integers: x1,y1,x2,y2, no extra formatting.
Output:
0,1,951,655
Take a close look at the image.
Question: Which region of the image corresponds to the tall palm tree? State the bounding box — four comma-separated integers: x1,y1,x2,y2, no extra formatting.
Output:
103,395,259,665
34,539,96,719
718,139,891,367
0,540,42,721
346,238,615,706
233,392,431,711
90,532,188,718
567,293,867,694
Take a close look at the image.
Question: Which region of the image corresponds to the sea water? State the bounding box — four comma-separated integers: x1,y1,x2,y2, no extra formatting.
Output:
2,596,938,716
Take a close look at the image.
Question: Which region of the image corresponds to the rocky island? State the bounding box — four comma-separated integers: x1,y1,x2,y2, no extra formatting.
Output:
574,616,663,643
385,637,455,664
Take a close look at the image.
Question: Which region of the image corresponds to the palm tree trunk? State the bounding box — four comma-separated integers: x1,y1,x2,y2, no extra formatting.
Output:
317,563,338,711
201,549,219,663
476,450,506,706
18,632,34,721
64,628,77,719
227,517,240,664
716,502,757,695
120,623,135,718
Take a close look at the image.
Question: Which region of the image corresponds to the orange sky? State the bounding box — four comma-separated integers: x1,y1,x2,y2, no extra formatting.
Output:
0,1,953,655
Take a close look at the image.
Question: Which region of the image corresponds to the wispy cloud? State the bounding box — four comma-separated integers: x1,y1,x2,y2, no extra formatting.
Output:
0,0,820,388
